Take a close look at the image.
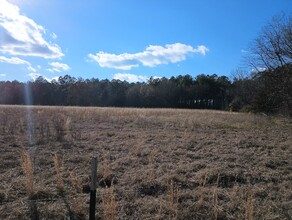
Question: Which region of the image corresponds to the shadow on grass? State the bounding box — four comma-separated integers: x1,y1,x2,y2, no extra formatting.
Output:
29,200,39,220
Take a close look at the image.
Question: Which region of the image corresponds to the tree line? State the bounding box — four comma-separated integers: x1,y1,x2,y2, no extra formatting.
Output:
0,74,231,109
0,15,291,115
0,68,291,116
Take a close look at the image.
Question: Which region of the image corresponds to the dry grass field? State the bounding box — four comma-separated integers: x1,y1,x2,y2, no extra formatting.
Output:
0,105,291,219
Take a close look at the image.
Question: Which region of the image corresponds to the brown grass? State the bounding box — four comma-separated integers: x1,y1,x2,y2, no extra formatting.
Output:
167,179,178,219
212,186,219,220
198,173,208,209
53,154,64,193
69,172,82,194
245,188,254,220
102,157,111,179
21,148,34,197
102,184,116,220
0,105,291,219
147,151,156,183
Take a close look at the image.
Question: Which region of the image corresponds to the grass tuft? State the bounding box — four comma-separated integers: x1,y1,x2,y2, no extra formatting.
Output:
212,174,220,220
102,158,111,179
53,154,64,193
69,172,82,194
21,148,34,198
198,173,208,208
102,183,116,220
245,188,254,220
167,179,179,219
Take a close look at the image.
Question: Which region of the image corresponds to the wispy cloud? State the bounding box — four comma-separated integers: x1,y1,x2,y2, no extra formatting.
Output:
27,65,36,73
51,32,58,39
0,55,30,65
113,73,149,83
0,73,6,77
47,62,70,72
241,49,249,53
0,0,63,59
0,55,36,72
88,43,209,70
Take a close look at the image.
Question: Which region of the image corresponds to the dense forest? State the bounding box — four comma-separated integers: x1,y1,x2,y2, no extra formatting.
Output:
0,66,291,116
0,74,231,109
0,15,291,116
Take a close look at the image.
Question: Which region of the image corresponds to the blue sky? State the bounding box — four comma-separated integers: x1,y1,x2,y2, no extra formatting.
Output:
0,0,291,82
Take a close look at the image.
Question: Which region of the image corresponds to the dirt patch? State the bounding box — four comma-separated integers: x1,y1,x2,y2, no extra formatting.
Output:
138,183,166,196
98,174,117,188
207,173,247,188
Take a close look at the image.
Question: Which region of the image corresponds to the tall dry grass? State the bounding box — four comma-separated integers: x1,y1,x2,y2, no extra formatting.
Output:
102,184,116,220
212,174,220,220
102,158,111,179
21,148,34,197
245,188,254,220
147,152,156,183
53,154,64,193
167,179,179,219
69,172,84,217
198,173,208,208
70,172,82,194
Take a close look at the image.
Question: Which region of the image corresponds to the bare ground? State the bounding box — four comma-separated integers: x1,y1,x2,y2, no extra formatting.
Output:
0,106,291,219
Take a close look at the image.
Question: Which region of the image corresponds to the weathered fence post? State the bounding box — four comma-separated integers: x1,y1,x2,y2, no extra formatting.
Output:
89,157,97,220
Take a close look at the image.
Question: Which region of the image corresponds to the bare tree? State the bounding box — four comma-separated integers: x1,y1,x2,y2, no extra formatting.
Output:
243,14,292,115
248,14,292,71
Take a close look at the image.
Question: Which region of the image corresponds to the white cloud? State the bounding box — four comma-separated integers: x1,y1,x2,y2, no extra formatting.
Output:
0,55,30,65
195,45,209,55
0,55,36,72
0,0,63,59
47,62,70,72
251,67,266,73
51,76,60,82
113,73,149,83
0,73,6,77
88,43,209,70
28,72,44,81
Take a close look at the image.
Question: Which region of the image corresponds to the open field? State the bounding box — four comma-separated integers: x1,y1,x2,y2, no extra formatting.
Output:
0,105,291,219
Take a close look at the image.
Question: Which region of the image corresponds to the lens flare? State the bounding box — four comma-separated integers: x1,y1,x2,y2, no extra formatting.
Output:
24,82,35,145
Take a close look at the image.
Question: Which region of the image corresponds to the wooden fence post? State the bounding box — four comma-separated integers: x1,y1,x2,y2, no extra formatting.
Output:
89,157,97,220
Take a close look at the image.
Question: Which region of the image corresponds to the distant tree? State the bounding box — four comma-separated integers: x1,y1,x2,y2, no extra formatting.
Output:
145,77,166,107
99,79,110,106
216,75,232,109
229,68,257,112
31,76,54,105
57,75,76,105
253,65,292,115
125,83,144,107
0,81,24,104
107,79,129,107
